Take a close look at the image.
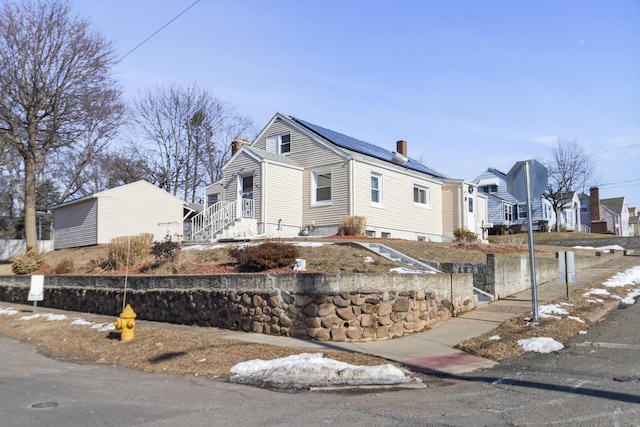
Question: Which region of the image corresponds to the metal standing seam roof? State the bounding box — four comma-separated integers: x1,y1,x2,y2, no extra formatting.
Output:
288,116,447,179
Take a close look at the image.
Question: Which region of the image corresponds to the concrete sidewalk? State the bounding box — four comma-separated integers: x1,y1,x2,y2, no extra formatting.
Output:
220,254,640,375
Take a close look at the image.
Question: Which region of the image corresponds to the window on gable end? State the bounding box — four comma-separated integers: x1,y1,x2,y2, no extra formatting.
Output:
279,134,291,154
266,133,291,154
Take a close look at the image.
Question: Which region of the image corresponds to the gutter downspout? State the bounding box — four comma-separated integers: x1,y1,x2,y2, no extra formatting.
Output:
261,161,267,235
457,186,463,230
349,159,355,216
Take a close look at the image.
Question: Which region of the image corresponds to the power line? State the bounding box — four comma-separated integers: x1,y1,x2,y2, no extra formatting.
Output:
117,0,201,63
597,178,640,187
587,143,640,156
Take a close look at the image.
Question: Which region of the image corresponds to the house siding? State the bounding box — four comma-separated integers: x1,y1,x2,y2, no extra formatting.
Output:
303,161,350,228
441,183,460,238
263,162,303,233
53,199,98,249
95,181,184,243
351,161,443,239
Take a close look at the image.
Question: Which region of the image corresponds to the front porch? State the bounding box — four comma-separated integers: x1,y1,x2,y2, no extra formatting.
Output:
190,198,256,241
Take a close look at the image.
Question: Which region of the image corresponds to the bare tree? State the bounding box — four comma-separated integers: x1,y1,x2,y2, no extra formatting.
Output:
543,138,595,231
132,83,255,203
0,0,123,251
81,149,154,195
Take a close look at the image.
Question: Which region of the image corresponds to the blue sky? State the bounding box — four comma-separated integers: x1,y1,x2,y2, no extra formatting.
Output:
71,1,640,204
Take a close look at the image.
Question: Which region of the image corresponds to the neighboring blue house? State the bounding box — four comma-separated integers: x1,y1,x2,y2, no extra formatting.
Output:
473,167,554,233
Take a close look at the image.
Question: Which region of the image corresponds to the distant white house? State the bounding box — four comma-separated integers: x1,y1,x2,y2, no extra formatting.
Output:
52,180,187,249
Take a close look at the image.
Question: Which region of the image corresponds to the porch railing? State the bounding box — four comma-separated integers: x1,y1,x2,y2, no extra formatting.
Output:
191,201,236,240
242,198,254,218
191,198,254,240
579,223,591,233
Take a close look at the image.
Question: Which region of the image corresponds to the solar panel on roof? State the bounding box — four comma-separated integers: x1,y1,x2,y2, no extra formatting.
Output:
289,116,446,179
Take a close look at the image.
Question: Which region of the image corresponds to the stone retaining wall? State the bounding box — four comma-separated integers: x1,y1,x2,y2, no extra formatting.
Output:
0,272,474,342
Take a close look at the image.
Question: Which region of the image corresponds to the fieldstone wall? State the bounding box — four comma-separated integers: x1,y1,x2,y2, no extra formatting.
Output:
0,272,474,342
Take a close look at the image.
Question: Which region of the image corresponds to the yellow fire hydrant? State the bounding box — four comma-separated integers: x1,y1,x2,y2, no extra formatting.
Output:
114,304,137,342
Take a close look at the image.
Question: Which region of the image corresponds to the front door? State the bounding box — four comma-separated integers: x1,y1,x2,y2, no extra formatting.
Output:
467,194,476,233
239,175,253,218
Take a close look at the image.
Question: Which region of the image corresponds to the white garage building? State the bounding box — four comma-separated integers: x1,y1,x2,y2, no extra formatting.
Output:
53,180,187,249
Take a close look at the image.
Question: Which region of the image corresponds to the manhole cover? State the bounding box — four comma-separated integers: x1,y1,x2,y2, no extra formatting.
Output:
30,401,58,409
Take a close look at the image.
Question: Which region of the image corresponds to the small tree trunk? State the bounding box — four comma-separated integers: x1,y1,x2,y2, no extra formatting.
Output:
23,152,38,252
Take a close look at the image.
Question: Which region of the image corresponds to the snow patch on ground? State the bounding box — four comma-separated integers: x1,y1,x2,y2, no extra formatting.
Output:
230,353,412,389
291,242,326,247
572,245,625,252
19,313,68,321
183,244,226,251
389,267,436,274
517,337,564,353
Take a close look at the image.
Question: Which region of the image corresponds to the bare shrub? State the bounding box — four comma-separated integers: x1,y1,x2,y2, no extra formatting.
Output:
54,258,74,274
228,241,300,271
338,216,366,236
11,249,42,274
151,238,182,262
501,234,527,247
453,227,477,243
107,233,154,269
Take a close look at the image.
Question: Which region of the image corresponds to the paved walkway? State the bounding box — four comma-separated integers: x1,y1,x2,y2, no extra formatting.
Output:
3,254,639,376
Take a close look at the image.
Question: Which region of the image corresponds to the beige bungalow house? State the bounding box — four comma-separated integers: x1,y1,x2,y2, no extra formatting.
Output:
194,113,487,242
53,180,187,249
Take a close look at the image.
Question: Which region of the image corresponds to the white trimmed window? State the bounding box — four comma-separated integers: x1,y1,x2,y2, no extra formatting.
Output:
371,173,383,207
413,185,431,207
517,204,528,219
266,133,291,154
504,204,513,222
311,169,332,206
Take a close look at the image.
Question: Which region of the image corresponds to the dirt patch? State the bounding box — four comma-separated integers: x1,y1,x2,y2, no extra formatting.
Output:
456,280,637,361
0,307,397,379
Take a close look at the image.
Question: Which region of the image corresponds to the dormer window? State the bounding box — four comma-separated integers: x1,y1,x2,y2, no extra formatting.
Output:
480,185,498,193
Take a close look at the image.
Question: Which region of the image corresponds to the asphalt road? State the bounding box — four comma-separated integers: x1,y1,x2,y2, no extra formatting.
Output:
1,300,639,426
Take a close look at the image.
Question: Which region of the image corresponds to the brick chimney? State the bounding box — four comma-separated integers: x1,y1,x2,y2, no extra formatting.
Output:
589,187,600,221
589,186,609,233
231,138,249,156
396,140,407,158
